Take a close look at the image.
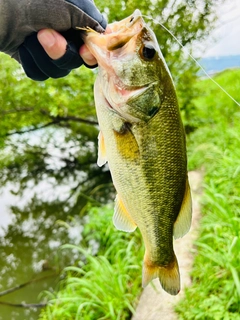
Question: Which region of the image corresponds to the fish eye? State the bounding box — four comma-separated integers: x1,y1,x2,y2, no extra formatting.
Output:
140,45,156,60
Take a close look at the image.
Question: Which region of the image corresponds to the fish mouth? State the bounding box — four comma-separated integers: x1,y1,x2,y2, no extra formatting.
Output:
105,9,143,51
85,10,160,122
83,9,150,121
83,10,145,68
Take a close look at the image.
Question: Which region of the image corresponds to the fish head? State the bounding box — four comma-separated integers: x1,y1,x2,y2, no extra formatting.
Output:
84,10,173,123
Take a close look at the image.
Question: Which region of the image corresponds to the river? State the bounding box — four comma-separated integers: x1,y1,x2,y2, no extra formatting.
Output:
0,185,84,320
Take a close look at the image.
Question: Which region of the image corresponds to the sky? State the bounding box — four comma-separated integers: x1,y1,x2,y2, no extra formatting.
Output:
201,0,240,57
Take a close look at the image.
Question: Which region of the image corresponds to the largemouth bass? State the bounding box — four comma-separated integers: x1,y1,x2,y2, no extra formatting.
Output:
83,9,192,295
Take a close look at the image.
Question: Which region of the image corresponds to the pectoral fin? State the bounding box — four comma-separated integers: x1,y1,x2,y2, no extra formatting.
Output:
113,194,137,232
173,177,192,239
97,131,107,167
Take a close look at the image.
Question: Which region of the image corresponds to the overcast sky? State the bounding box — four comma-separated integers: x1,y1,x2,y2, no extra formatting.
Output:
201,0,240,57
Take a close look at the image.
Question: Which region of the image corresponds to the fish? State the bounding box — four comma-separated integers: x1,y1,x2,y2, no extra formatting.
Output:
83,9,192,295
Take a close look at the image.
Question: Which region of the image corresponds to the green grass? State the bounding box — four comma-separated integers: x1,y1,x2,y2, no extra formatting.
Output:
176,69,240,319
39,207,143,320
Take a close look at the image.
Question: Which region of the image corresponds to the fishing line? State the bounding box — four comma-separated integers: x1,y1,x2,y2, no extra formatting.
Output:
142,15,240,107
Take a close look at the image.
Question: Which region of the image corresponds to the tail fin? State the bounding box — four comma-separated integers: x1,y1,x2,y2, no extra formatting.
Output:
142,254,180,296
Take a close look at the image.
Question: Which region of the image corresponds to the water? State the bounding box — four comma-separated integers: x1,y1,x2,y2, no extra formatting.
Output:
0,186,84,320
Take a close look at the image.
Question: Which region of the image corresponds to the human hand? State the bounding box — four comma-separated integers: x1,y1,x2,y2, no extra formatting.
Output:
37,29,97,66
1,0,106,80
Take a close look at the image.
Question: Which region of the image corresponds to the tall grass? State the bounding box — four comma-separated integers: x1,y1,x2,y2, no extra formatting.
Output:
39,207,143,320
176,69,240,319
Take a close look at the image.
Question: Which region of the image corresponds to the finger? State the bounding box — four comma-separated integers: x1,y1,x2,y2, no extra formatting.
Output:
79,44,97,66
37,29,67,60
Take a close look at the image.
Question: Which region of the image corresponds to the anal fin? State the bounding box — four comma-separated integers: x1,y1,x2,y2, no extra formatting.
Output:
113,194,137,232
174,176,192,239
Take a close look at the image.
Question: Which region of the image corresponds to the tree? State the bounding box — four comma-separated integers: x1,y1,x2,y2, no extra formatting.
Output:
0,0,226,216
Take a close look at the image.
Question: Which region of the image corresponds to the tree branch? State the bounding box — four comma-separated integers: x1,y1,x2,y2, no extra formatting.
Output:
0,301,47,308
0,272,58,298
0,107,34,115
56,115,98,125
1,108,98,138
40,109,98,125
3,120,60,137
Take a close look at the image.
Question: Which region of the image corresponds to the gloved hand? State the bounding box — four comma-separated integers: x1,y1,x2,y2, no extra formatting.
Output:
0,0,107,80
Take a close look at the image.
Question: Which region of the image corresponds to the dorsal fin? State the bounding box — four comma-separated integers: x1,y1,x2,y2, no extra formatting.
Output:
113,194,137,232
173,177,192,239
97,131,107,167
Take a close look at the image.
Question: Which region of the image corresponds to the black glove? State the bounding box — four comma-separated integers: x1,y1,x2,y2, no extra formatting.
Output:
0,0,107,80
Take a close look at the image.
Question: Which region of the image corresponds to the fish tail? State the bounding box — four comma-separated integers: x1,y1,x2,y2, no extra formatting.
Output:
142,253,180,295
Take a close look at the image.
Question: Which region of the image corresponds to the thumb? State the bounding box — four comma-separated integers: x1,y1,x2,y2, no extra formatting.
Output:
37,29,67,60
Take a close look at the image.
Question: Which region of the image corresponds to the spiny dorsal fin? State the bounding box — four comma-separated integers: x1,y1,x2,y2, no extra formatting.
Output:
97,131,107,167
113,194,137,232
173,177,192,239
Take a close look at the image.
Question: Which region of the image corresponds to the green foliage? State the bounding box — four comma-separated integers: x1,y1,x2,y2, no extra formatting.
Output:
39,206,143,320
176,69,240,319
0,54,97,139
0,53,113,210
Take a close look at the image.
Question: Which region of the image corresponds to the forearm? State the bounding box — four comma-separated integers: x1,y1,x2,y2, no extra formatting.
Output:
0,0,60,59
0,0,23,58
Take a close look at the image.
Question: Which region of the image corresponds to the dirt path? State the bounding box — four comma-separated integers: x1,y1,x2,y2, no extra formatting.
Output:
132,170,202,320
